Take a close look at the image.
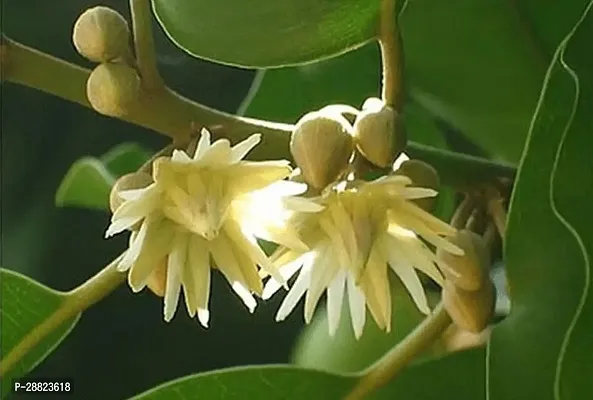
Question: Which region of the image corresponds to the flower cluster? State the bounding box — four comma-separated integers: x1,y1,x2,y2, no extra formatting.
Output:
106,127,462,337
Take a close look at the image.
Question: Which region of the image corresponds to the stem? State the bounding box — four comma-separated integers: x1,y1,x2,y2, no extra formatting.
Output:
378,0,404,109
0,256,126,377
1,37,516,185
129,0,164,91
344,303,451,400
486,188,507,241
0,37,292,158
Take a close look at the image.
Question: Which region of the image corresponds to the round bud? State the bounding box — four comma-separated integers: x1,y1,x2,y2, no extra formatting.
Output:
146,259,167,297
353,97,405,168
109,172,153,214
87,63,141,117
73,6,131,63
290,111,354,189
442,279,495,334
394,159,440,211
437,229,490,291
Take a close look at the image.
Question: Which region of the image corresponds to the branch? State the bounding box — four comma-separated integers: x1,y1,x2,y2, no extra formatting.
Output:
0,255,126,377
0,37,292,159
344,303,452,400
1,37,516,186
129,0,164,91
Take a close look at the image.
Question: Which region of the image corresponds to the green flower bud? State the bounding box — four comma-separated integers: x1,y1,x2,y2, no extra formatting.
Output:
353,97,405,168
73,6,131,63
290,110,354,189
442,279,495,334
87,63,141,117
437,229,490,292
394,159,440,211
109,172,153,214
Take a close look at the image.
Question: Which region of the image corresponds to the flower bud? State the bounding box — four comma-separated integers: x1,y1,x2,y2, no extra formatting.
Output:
353,97,405,168
109,172,153,214
442,279,495,334
437,229,490,291
146,259,167,297
290,111,354,189
394,159,439,211
72,6,131,63
87,63,141,117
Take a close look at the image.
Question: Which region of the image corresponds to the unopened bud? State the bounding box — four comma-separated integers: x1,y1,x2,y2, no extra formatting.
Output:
290,110,354,189
353,98,405,168
87,63,141,117
438,229,490,291
109,172,153,214
73,6,131,63
442,279,495,333
146,259,167,297
394,159,439,211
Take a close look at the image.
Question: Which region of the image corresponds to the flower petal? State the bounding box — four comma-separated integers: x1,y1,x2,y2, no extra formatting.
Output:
163,249,182,322
276,258,313,321
327,271,346,336
347,273,366,339
230,133,261,163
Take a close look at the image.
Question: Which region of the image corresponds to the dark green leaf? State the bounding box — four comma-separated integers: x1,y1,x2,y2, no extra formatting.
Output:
489,3,593,399
400,0,592,162
152,0,381,68
0,269,80,398
55,157,114,210
129,348,484,399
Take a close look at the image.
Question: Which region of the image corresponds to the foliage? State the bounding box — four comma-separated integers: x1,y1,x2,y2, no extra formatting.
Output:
1,0,592,399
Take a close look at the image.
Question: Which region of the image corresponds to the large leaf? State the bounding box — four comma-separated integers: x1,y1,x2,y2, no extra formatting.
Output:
488,3,593,399
0,269,80,398
152,0,381,68
129,349,485,400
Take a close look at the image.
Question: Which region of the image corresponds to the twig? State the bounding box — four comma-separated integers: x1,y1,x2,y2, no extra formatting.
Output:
129,0,164,91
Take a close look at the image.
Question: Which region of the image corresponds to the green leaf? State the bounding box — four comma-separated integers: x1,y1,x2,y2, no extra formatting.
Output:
400,0,593,162
55,157,115,210
488,3,593,399
0,269,80,398
151,0,381,68
292,280,440,373
129,349,485,399
99,143,150,178
55,143,150,211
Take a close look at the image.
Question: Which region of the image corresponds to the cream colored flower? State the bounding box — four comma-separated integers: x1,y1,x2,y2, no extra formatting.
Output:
106,129,304,326
263,173,463,338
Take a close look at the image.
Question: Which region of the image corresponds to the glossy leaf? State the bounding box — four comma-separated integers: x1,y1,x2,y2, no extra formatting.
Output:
0,269,80,398
488,3,593,399
55,157,115,210
129,349,485,399
152,0,381,68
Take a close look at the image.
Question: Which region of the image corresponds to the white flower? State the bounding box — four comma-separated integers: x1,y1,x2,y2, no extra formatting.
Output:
263,174,463,339
106,129,304,326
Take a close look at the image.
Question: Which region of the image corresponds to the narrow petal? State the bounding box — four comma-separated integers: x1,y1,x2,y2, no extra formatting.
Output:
197,309,210,327
118,218,150,271
304,247,338,323
359,243,391,331
187,235,212,315
390,261,430,315
282,197,325,213
199,138,232,166
171,149,191,163
347,273,366,339
327,271,346,336
163,250,182,322
193,128,212,160
262,257,304,300
128,220,174,292
230,133,261,163
231,281,257,312
399,187,438,200
276,260,313,321
385,235,444,286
